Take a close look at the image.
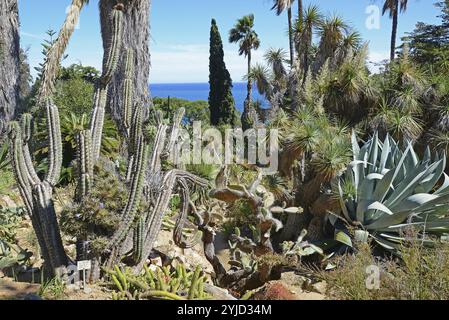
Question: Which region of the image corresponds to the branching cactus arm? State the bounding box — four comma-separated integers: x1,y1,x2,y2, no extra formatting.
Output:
44,100,63,187
123,48,134,135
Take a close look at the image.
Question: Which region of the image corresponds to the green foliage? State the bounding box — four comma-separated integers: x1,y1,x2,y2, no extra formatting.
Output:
229,14,261,57
0,207,32,270
0,207,26,242
331,132,449,254
405,1,449,69
209,19,238,126
152,97,210,125
54,77,95,117
38,277,66,300
105,264,210,300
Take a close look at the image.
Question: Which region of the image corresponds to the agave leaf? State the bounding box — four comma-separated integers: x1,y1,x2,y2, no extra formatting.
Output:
384,162,429,208
415,158,445,194
366,173,384,180
423,146,431,163
390,193,439,212
351,131,360,160
364,210,412,230
374,237,401,252
379,135,390,173
335,231,353,247
367,132,379,174
435,173,449,195
371,169,395,201
338,179,352,221
367,201,393,215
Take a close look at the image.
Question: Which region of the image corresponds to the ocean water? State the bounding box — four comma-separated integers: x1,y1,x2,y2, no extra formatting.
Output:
149,82,268,113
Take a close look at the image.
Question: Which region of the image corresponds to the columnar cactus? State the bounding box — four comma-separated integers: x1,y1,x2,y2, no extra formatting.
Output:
101,7,124,85
76,129,93,201
8,102,68,276
123,48,134,135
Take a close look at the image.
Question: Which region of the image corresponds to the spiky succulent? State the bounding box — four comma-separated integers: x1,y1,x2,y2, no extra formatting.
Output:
330,132,449,253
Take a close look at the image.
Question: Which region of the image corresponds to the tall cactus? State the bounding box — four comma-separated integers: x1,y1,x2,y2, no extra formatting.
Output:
90,5,124,161
123,48,134,135
8,106,68,276
100,6,124,86
76,129,93,201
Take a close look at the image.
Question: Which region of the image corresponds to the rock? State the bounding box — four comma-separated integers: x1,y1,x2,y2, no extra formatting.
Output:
280,271,311,292
253,281,298,300
204,283,237,300
311,281,327,295
154,230,213,274
295,291,326,300
0,195,17,208
149,256,163,267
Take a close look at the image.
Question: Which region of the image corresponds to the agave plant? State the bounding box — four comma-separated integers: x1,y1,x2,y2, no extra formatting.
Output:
330,132,449,253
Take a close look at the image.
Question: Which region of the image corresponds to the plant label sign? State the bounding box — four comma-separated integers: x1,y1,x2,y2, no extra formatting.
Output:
77,260,91,271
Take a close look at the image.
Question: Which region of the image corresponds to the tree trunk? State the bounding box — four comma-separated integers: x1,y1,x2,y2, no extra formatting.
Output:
0,0,20,136
390,3,398,61
247,50,252,105
99,0,151,135
241,50,254,130
288,8,294,66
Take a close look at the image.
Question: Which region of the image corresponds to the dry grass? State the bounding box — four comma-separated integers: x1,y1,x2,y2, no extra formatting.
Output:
318,242,449,300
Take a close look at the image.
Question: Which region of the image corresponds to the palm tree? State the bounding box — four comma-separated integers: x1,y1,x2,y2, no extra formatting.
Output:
271,0,295,66
229,14,260,128
382,0,409,61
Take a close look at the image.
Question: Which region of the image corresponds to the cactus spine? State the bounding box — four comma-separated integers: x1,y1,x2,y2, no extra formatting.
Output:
101,7,124,85
123,48,134,135
45,100,63,186
76,130,93,200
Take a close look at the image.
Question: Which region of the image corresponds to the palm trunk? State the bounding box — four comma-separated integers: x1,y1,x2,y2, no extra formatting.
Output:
247,50,252,105
390,3,398,61
241,50,254,130
287,8,294,66
0,0,20,135
99,0,151,135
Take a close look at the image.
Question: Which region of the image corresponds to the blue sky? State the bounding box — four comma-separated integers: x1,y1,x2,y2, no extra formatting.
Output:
18,0,441,83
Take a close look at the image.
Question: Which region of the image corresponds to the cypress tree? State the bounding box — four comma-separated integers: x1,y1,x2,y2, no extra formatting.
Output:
208,19,238,126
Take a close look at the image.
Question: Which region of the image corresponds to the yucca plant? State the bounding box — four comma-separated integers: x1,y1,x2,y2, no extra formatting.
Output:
330,132,449,254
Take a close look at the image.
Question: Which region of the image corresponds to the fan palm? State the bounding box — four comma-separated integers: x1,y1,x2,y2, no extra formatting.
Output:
229,14,260,128
382,0,409,61
271,0,295,66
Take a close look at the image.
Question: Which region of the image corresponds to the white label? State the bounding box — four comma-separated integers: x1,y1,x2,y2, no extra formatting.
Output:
77,260,92,271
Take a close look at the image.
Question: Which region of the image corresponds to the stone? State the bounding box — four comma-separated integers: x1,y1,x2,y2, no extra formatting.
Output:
311,281,327,295
280,271,311,291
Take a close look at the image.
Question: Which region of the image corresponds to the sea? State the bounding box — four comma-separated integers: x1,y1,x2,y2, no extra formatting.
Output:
149,82,268,113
